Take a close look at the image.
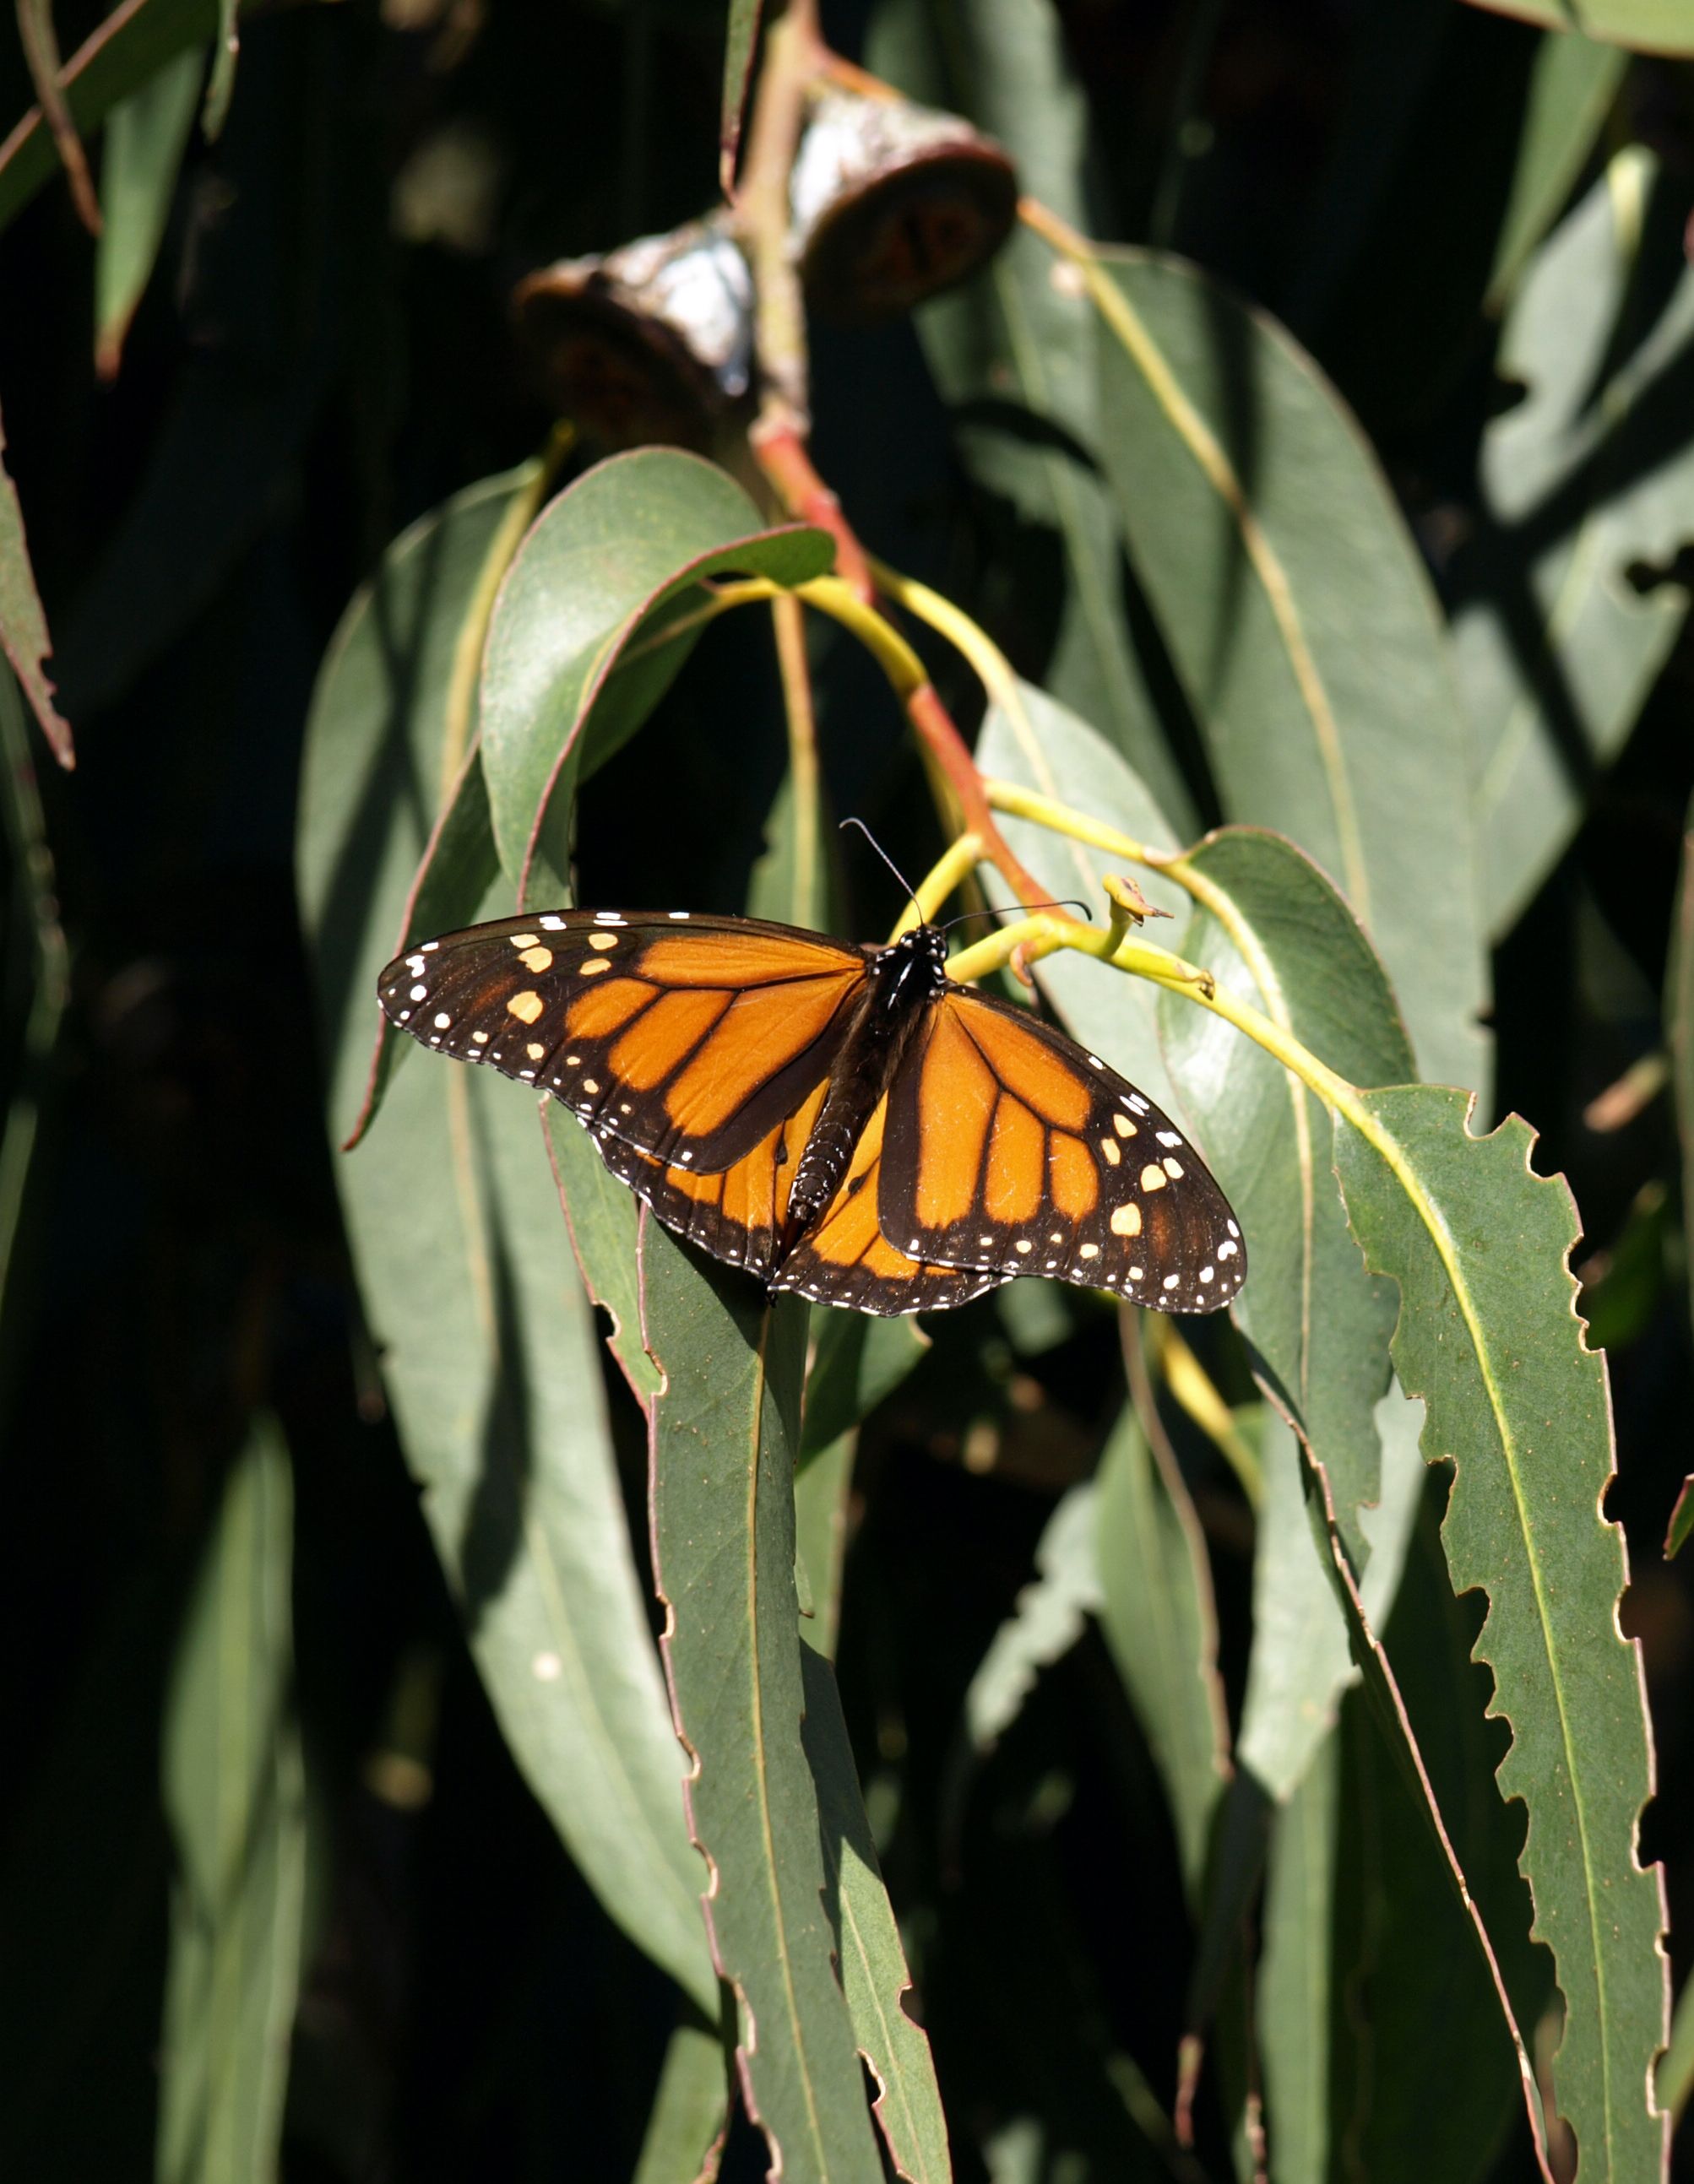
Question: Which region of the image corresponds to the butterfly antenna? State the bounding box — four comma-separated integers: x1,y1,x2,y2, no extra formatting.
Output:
937,899,1094,935
839,816,924,923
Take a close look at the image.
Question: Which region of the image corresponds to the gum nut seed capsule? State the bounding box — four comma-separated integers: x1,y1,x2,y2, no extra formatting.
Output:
513,216,754,451
790,89,1018,327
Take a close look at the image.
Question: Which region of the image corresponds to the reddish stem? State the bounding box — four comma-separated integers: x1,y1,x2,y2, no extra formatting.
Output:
904,680,1051,910
752,420,875,604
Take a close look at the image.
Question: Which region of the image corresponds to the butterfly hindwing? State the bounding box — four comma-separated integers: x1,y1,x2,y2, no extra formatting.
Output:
379,909,867,1174
877,987,1245,1313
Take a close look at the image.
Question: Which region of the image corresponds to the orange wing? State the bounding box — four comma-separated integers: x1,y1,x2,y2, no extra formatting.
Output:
877,988,1245,1313
379,909,866,1173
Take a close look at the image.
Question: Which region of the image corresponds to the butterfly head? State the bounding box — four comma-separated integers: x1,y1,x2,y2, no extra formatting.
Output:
869,922,952,1013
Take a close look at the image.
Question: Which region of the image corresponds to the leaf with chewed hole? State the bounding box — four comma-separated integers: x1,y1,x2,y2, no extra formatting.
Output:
0,405,72,767
639,1225,888,2181
478,449,832,904
1331,1086,1668,2178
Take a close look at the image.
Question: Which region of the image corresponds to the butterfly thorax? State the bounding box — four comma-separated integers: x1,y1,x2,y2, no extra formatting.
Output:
778,925,950,1261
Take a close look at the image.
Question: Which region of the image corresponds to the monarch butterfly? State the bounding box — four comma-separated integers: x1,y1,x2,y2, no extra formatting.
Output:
377,907,1246,1317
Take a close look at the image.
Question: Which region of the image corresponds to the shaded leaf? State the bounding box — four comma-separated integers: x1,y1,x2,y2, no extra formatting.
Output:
802,1645,953,2183
869,0,1197,832
0,668,69,1404
201,0,237,136
1093,1402,1229,1901
15,0,100,231
1452,148,1694,939
1486,28,1626,307
478,448,832,902
639,1226,885,2181
633,2017,730,2184
156,1415,306,2184
1670,794,1694,1347
0,0,228,236
1458,0,1694,55
719,0,762,193
1667,1481,1694,1561
1258,1734,1338,2184
801,1312,929,1462
0,404,72,767
94,41,202,380
1332,1085,1667,2175
298,475,714,2014
1094,250,1489,1095
1319,1480,1556,2184
543,1101,664,1407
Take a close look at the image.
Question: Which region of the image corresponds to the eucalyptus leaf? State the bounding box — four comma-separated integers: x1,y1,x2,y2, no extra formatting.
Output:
868,0,1197,830
0,402,71,765
478,448,832,902
639,1230,886,2181
1094,250,1489,1096
1452,148,1694,939
156,1417,306,2184
298,470,714,2013
1332,1086,1666,2175
1458,0,1694,54
95,43,203,379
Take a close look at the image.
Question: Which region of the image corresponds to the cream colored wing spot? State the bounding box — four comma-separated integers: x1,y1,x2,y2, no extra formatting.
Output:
519,945,554,973
1078,1242,1099,1261
1139,1163,1168,1193
1163,1157,1185,1179
1110,1203,1143,1238
588,932,618,951
526,1042,546,1061
1099,1137,1121,1167
579,959,611,978
509,933,539,949
507,990,545,1023
1112,1112,1136,1138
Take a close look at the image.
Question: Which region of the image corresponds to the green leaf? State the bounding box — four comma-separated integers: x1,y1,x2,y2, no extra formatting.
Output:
1457,0,1694,55
1666,1480,1694,1561
0,402,72,767
802,1645,954,2182
201,0,238,136
1670,793,1694,1348
1486,30,1627,307
976,680,1185,1118
298,474,714,2015
1453,148,1694,940
302,466,529,1149
632,2017,730,2184
94,43,203,380
1258,1734,1338,2184
1093,1404,1229,1901
801,1312,929,1461
1160,827,1415,1552
0,669,69,1404
1657,1967,1694,2122
156,1416,306,2184
639,1227,887,2181
1093,251,1489,1096
1331,1086,1667,2175
867,0,1197,832
719,0,763,192
478,448,833,902
1317,1484,1556,2184
542,1101,665,1407
0,0,231,238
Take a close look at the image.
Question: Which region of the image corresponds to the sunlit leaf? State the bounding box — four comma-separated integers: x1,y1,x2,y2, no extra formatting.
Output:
1486,28,1626,306
1332,1086,1667,2174
639,1228,888,2181
1093,250,1489,1096
632,2017,730,2184
868,0,1197,832
719,0,763,192
1452,148,1694,939
1458,0,1694,55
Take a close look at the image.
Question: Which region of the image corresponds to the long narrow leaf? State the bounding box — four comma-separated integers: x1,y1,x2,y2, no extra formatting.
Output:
94,42,202,379
156,1417,306,2184
1333,1087,1667,2176
640,1224,887,2181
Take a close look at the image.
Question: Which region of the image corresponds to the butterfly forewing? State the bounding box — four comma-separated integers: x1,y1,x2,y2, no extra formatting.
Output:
878,988,1245,1313
378,910,866,1174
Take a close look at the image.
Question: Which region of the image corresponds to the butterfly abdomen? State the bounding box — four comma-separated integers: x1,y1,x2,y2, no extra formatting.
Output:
779,929,947,1261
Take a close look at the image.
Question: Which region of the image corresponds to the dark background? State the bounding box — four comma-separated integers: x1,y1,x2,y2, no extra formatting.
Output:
1,2,1691,2177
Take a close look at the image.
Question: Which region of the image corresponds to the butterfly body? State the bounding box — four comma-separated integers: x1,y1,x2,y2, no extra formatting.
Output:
378,908,1246,1318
